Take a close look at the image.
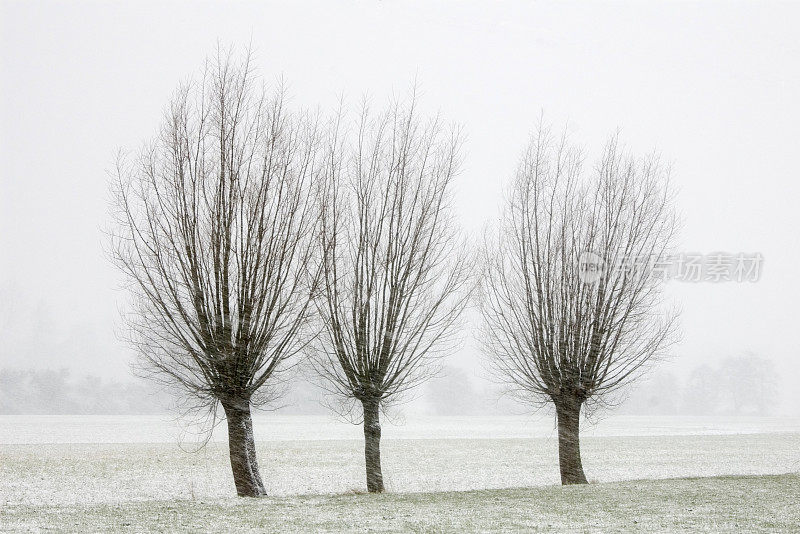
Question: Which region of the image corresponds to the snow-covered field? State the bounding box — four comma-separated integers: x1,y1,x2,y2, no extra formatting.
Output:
3,413,800,444
2,415,798,532
1,415,798,505
2,474,798,533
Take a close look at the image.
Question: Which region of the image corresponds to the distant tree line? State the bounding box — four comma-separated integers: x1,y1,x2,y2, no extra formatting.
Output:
0,364,519,416
620,353,779,416
0,368,170,415
2,355,779,417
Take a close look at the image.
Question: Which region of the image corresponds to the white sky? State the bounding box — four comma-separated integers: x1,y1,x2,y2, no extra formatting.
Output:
1,1,798,411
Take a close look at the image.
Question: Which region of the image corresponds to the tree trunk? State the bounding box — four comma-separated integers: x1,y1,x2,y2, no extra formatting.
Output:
361,397,385,493
555,397,588,485
222,399,266,497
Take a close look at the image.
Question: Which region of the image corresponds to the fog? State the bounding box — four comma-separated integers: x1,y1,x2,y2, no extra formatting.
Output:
1,1,799,415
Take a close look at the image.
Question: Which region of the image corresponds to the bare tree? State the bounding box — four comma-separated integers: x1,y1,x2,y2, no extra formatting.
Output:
718,353,778,415
312,98,471,492
682,364,720,415
424,365,481,415
480,124,679,484
109,51,321,497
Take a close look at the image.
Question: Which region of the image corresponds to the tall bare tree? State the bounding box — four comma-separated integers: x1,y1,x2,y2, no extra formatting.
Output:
312,98,471,492
109,52,321,497
480,124,679,484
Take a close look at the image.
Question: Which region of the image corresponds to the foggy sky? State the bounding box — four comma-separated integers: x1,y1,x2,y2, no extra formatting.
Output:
1,1,798,413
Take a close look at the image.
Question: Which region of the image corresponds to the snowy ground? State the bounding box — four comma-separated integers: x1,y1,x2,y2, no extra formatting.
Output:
2,415,798,502
1,415,798,531
2,475,798,532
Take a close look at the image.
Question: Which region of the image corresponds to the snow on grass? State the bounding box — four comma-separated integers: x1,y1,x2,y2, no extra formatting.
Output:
2,416,798,531
2,474,798,533
1,432,798,505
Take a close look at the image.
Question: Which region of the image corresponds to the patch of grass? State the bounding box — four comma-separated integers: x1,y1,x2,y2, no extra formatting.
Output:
2,473,798,533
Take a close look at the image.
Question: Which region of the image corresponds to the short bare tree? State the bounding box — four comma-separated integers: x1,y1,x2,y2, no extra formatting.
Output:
718,353,778,415
480,124,679,484
312,98,471,492
109,52,321,497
